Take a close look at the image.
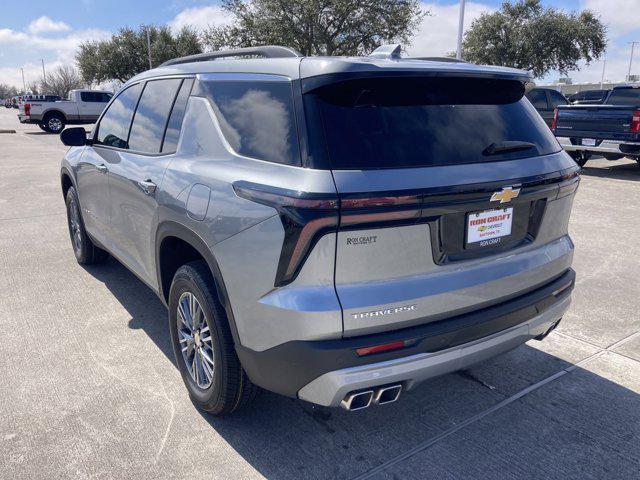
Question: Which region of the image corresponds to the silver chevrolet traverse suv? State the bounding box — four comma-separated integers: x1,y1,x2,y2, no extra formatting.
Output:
60,45,578,415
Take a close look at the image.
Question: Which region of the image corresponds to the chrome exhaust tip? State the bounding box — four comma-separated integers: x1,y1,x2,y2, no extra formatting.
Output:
373,384,402,405
341,390,374,411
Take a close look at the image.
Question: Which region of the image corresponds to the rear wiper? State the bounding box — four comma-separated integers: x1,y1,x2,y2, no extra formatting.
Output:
483,141,536,156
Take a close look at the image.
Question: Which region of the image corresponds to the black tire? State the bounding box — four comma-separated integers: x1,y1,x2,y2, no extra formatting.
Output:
65,186,109,265
42,112,65,133
37,123,47,132
169,261,256,415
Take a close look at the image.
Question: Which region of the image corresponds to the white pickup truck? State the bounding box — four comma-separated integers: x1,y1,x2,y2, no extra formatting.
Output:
18,89,112,133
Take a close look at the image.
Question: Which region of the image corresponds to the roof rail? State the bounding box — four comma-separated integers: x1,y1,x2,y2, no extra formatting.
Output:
410,57,468,63
159,46,302,67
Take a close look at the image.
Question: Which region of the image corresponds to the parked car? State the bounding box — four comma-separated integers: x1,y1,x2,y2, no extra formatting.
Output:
567,89,610,105
4,98,12,108
553,84,640,166
11,96,20,108
60,45,578,415
23,94,62,103
18,89,112,133
525,87,569,127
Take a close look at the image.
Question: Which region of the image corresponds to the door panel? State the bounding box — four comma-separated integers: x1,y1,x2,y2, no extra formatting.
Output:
107,152,171,287
75,146,112,246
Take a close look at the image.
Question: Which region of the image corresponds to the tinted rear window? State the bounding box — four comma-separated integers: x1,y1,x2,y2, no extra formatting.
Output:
606,88,640,106
310,77,560,169
197,80,300,166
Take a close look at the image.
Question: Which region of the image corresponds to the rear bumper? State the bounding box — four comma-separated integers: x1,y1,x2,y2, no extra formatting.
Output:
299,294,570,406
237,269,575,403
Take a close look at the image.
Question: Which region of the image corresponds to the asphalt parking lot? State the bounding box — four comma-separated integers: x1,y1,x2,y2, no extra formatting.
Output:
1,106,639,480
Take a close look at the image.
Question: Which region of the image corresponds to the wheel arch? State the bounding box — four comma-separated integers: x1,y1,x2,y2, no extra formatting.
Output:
43,108,67,121
155,221,241,345
60,166,76,199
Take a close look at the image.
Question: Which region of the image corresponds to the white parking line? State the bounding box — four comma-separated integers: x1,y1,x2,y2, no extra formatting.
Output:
352,329,640,480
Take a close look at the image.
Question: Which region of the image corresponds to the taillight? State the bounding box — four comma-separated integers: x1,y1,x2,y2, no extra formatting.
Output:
24,103,30,115
551,108,558,130
631,109,640,133
233,182,339,287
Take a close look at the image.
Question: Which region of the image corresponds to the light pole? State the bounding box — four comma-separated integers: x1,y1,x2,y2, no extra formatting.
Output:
21,68,26,93
147,29,153,70
456,0,466,60
600,57,606,89
628,41,639,81
41,59,46,84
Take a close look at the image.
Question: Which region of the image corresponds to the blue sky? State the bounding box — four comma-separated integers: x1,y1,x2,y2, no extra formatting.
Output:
1,0,638,89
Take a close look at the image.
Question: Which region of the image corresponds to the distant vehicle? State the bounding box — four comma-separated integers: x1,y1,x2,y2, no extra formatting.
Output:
11,96,21,108
553,85,640,167
60,45,577,415
567,89,610,105
525,87,568,127
4,98,12,108
23,94,62,103
18,89,112,133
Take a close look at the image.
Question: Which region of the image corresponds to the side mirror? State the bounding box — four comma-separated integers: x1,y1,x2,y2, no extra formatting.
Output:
60,127,88,147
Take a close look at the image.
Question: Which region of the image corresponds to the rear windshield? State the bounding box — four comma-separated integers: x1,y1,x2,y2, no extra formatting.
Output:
606,88,640,106
308,77,560,169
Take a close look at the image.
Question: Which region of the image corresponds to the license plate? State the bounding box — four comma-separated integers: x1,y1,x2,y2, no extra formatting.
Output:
582,138,596,146
467,208,514,246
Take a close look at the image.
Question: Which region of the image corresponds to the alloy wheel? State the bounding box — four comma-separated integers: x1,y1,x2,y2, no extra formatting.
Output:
68,197,82,253
177,292,215,389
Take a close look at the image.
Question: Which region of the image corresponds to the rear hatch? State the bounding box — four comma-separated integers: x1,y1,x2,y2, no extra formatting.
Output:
303,74,578,337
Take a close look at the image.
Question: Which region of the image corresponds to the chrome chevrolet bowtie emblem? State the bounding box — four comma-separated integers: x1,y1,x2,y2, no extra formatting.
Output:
490,186,520,204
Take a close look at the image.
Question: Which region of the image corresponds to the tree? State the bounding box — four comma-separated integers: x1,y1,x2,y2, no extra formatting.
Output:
0,83,19,99
29,65,85,97
76,25,202,84
462,0,606,78
202,0,426,56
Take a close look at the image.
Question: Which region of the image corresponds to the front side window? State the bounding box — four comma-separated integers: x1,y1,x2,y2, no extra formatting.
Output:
96,83,142,149
196,80,300,165
128,79,182,153
309,76,560,169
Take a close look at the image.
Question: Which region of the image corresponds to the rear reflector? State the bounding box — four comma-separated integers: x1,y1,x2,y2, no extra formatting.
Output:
356,339,417,356
24,103,30,116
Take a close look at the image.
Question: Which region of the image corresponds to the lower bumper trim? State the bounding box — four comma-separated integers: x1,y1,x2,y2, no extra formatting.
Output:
236,269,575,399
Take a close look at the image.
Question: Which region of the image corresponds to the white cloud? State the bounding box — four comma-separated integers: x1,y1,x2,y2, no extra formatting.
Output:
582,0,637,38
406,2,494,57
0,29,29,44
169,5,234,32
27,16,71,35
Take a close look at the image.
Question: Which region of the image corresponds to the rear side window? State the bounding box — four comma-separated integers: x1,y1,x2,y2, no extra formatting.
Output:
526,89,548,108
96,83,142,149
81,92,112,102
162,78,194,153
606,88,640,106
310,77,560,170
197,80,300,165
548,90,567,108
128,79,182,153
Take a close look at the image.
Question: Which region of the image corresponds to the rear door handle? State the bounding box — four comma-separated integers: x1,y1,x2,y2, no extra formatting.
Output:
137,179,157,195
96,164,108,174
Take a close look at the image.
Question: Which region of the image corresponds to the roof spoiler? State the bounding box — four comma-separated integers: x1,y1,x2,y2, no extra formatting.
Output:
160,45,302,67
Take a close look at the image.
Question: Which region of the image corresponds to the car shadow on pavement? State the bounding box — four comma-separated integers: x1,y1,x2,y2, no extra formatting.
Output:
83,257,640,480
579,161,640,181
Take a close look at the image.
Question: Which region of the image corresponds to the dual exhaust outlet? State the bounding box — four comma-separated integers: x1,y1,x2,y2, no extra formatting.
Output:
340,384,402,411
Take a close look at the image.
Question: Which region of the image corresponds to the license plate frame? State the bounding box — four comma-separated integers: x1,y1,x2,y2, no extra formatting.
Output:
466,207,514,247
